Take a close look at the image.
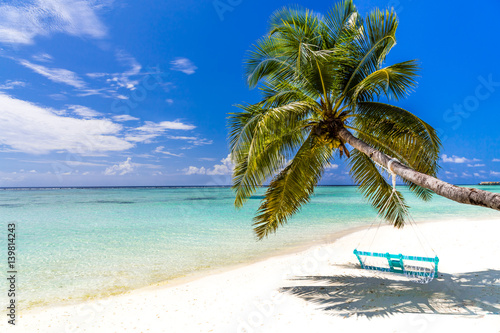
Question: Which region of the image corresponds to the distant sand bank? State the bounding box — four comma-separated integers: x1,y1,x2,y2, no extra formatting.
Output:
5,219,500,332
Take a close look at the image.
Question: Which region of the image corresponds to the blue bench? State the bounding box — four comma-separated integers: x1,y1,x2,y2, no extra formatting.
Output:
353,249,439,278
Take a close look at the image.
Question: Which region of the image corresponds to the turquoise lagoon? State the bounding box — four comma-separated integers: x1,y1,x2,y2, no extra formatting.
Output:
1,186,499,308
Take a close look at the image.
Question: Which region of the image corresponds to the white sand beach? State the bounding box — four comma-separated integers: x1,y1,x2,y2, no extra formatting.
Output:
6,218,500,333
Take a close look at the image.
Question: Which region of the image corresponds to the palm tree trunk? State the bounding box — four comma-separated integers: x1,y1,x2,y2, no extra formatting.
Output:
338,127,500,211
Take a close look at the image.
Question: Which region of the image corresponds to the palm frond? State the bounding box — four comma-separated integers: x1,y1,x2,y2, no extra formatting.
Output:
354,102,441,166
259,81,318,108
321,0,360,48
342,8,398,98
232,122,310,208
253,134,333,239
230,101,318,207
351,60,419,102
348,149,408,226
245,36,296,88
353,102,441,200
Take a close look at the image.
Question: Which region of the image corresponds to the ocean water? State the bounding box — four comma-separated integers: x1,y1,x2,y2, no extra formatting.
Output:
1,186,499,309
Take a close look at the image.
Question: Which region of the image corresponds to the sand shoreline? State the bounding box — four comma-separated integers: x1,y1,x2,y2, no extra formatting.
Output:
20,222,372,312
5,218,500,332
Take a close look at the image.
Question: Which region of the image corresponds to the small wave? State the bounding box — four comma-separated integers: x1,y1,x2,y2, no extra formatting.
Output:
0,203,24,208
184,197,218,201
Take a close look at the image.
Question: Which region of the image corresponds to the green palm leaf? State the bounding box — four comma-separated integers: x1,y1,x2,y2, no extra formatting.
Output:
348,150,408,226
253,134,333,239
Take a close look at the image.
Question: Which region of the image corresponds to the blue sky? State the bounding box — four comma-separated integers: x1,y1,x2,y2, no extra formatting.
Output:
0,0,499,187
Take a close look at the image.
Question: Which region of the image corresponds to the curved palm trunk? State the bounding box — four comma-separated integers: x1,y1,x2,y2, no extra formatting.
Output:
338,128,500,211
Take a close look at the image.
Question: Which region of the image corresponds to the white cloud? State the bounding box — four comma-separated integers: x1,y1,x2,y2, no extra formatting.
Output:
184,166,206,175
467,163,485,167
32,53,53,62
0,0,107,45
198,157,216,161
107,50,141,90
104,157,134,176
0,80,26,90
167,135,213,147
19,60,86,88
493,158,500,162
208,155,234,175
166,99,174,104
85,51,143,95
0,94,133,155
139,121,195,131
67,105,102,118
186,138,213,147
325,163,339,170
490,171,500,176
167,136,197,140
461,172,472,177
66,161,108,167
16,159,107,167
112,114,139,122
86,73,107,79
170,58,197,75
49,93,67,100
126,120,195,143
183,154,234,175
76,88,111,97
154,146,183,157
441,154,480,164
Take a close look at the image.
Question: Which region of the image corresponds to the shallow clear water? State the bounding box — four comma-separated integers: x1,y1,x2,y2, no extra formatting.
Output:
0,186,499,308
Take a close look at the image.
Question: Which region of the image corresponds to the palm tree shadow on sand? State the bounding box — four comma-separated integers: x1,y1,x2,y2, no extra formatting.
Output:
279,268,500,318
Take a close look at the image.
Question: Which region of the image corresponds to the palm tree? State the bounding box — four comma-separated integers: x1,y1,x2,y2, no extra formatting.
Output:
229,0,500,239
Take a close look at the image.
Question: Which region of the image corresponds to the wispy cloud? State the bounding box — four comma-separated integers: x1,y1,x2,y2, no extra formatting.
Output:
490,171,500,176
19,60,86,88
493,158,500,162
170,57,197,75
112,50,142,90
32,53,53,62
17,159,108,167
136,120,195,132
0,80,25,90
49,93,68,100
167,135,213,147
154,146,183,157
125,120,195,143
0,0,107,45
0,94,133,155
441,154,481,164
67,105,102,118
112,115,139,122
467,163,485,167
85,50,144,96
